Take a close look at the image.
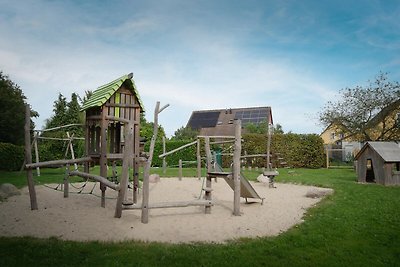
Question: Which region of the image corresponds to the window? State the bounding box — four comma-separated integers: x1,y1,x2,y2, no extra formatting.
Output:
330,132,335,140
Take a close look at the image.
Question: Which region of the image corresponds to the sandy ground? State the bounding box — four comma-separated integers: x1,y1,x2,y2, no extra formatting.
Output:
0,178,333,244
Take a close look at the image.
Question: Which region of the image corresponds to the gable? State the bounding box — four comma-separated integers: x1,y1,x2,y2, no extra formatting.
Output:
355,141,400,162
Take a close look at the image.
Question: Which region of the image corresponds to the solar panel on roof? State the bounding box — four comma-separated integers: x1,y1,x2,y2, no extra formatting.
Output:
234,108,269,125
188,111,220,129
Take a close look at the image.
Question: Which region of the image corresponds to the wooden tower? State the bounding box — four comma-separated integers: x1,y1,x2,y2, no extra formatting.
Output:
81,73,144,207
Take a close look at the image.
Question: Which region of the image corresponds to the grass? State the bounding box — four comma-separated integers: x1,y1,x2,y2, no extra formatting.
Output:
1,167,400,266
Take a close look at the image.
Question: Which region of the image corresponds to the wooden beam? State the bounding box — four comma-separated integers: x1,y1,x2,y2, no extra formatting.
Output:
210,140,235,145
26,157,93,169
197,138,201,180
105,115,130,124
107,153,124,160
69,170,120,191
34,123,83,132
24,104,38,210
105,103,140,108
115,122,134,218
158,140,197,158
123,200,213,210
198,135,235,139
233,119,241,216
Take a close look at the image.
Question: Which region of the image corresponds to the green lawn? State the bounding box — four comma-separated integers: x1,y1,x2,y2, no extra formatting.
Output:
1,167,399,266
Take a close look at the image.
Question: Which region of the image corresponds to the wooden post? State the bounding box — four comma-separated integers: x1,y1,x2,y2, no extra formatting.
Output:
326,146,329,169
115,122,134,218
204,137,212,172
33,132,40,176
233,119,241,216
133,110,140,204
142,101,169,223
99,106,108,207
162,136,167,175
205,174,212,214
64,164,70,198
197,138,201,180
66,132,78,170
84,122,90,173
266,123,272,171
24,105,38,210
178,159,182,181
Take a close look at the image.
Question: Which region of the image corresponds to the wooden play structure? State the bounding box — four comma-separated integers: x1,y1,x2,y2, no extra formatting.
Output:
355,141,400,186
24,73,145,215
23,72,267,224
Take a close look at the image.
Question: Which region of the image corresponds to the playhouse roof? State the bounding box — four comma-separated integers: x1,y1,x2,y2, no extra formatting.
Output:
81,73,144,111
355,141,400,162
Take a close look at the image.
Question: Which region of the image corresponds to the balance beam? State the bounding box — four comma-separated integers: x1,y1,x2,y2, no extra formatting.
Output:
69,170,120,191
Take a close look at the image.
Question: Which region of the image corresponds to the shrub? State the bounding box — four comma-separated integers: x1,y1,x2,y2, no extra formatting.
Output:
0,142,24,171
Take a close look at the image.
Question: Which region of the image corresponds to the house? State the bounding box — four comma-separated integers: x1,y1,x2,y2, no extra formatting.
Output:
320,123,362,162
186,106,273,136
355,141,400,186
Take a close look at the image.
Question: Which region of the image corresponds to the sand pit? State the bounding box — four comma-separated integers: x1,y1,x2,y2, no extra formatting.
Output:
0,178,333,243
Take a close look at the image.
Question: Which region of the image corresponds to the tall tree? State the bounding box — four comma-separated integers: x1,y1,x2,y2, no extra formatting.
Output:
0,71,37,145
319,72,400,141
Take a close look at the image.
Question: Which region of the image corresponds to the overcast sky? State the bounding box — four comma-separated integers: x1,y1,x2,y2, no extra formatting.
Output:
1,0,399,136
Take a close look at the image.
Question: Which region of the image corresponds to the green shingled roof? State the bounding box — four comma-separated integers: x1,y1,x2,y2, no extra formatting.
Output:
81,73,144,111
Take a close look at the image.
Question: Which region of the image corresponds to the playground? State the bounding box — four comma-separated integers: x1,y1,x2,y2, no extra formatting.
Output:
0,72,335,243
0,176,331,243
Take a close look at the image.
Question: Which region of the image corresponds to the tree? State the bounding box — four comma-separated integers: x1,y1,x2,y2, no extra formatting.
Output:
0,71,37,145
319,72,400,141
140,113,166,143
171,126,199,141
274,124,284,134
245,121,268,134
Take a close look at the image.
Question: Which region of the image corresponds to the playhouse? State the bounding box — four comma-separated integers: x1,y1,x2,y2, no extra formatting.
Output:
355,141,400,186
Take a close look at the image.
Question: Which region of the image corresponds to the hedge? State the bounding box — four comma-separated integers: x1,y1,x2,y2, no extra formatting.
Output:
0,142,24,171
145,133,325,169
144,140,198,167
240,133,325,169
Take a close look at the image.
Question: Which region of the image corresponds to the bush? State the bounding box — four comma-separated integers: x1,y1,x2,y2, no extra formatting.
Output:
0,142,24,171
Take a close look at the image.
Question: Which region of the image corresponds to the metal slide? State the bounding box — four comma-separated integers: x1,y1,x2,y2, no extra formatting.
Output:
214,163,264,202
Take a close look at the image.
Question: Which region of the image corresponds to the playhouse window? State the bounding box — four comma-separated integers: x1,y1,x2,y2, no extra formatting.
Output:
366,159,372,170
393,162,400,172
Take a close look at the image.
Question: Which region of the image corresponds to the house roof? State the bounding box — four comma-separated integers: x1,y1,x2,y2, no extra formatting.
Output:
187,106,273,136
81,73,144,111
355,141,400,162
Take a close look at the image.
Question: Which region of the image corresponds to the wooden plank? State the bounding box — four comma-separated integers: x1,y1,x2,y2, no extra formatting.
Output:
24,105,38,210
105,115,131,124
69,170,120,191
26,157,93,168
105,103,141,108
106,153,124,160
